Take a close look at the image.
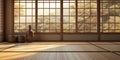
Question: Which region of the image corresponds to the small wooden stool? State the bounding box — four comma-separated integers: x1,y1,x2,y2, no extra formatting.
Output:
18,35,25,43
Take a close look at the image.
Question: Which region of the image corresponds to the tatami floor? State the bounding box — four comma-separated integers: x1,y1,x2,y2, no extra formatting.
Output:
0,42,120,60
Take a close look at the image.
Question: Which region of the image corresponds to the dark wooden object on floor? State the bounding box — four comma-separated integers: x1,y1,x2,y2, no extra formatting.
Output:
8,35,18,43
26,25,34,42
18,35,25,43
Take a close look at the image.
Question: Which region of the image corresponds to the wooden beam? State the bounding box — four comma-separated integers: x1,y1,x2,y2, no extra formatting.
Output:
60,0,63,41
97,0,101,41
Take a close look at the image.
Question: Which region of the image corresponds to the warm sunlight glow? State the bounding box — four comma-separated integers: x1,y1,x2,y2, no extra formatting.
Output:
0,52,37,60
0,43,67,60
4,45,65,51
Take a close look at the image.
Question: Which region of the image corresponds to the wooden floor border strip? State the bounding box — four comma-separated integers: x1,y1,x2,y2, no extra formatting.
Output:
89,42,120,56
1,51,120,53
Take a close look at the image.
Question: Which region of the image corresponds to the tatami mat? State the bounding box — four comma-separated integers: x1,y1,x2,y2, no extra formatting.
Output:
1,44,105,51
96,45,120,51
0,42,120,60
